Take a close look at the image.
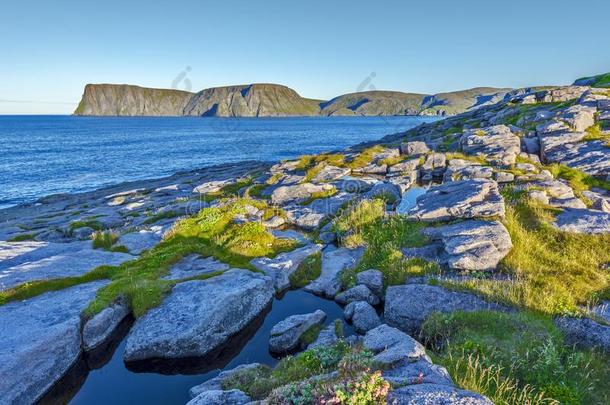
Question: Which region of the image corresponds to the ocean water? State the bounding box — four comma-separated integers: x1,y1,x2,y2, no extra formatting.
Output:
0,115,438,209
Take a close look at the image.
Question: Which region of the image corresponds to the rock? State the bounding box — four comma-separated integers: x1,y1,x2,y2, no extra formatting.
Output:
251,244,323,291
304,247,363,298
123,270,274,361
529,190,550,205
309,320,343,349
355,269,384,297
558,105,596,132
367,182,402,202
537,86,589,103
83,299,130,351
189,363,264,398
362,324,427,366
401,141,429,156
387,383,493,405
187,389,251,405
353,162,387,175
269,310,326,353
335,284,380,305
118,228,164,254
336,177,378,193
0,241,131,291
271,183,334,205
521,136,540,154
0,281,106,404
460,125,521,165
162,254,230,280
423,220,512,271
542,140,610,177
555,317,610,352
311,165,351,183
73,226,95,239
443,160,493,182
420,153,447,180
554,208,610,234
384,284,507,335
494,171,515,183
344,301,381,333
383,358,453,387
592,301,610,323
388,158,419,175
193,180,232,194
408,179,505,222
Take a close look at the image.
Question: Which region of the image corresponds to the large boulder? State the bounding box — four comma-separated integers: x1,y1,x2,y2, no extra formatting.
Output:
408,179,505,222
123,270,274,362
83,299,130,351
460,125,521,166
251,244,323,291
423,220,512,271
355,269,384,297
0,281,106,404
362,324,427,366
400,141,430,156
335,284,380,305
304,247,363,298
384,284,507,334
269,310,326,353
555,317,610,352
420,153,447,181
344,301,381,334
554,208,610,234
542,140,610,177
271,183,334,205
387,383,493,405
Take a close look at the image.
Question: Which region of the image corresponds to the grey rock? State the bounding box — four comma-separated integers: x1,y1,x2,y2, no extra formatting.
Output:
554,208,610,234
592,301,610,323
269,310,326,353
271,183,334,205
529,190,550,205
558,105,596,132
187,389,251,405
163,254,230,280
251,244,322,291
193,180,233,194
311,165,351,183
363,324,427,366
83,299,130,351
367,182,402,202
494,171,515,183
388,158,420,174
189,363,263,398
420,153,447,180
401,141,430,156
555,317,610,352
443,160,493,182
0,281,106,404
388,383,493,405
336,284,380,305
423,220,512,271
385,284,506,335
383,358,453,387
542,140,610,177
304,247,363,298
408,179,505,222
119,228,164,254
344,301,381,333
73,226,95,239
460,125,521,165
124,270,274,361
356,269,384,297
521,136,540,154
309,320,343,349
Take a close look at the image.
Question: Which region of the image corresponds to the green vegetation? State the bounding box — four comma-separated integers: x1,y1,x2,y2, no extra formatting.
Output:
583,124,610,147
299,187,337,206
91,230,128,252
421,311,609,405
445,191,610,314
289,252,322,288
577,72,610,88
547,163,610,205
345,145,386,169
445,152,489,165
299,324,324,346
69,218,103,231
7,233,36,242
333,199,439,287
143,210,182,225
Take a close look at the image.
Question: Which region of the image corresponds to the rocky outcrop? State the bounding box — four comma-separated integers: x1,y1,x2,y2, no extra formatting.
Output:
304,247,363,298
554,208,610,234
344,301,381,333
123,269,274,362
269,310,326,353
335,284,380,305
384,284,507,334
460,125,521,165
363,324,427,366
251,244,323,291
388,383,494,404
83,299,130,351
555,317,610,352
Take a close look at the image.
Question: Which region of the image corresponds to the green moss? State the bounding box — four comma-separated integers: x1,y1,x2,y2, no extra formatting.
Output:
8,233,36,242
299,323,324,346
143,210,182,225
289,252,322,288
421,310,609,405
69,219,103,231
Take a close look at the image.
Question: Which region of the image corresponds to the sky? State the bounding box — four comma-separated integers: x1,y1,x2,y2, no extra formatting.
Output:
1,0,610,114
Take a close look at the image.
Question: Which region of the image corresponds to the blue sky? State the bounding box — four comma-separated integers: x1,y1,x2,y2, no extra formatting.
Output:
1,0,609,114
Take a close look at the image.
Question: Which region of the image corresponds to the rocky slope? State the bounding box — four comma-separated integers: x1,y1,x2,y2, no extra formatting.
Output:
75,83,514,117
3,74,610,404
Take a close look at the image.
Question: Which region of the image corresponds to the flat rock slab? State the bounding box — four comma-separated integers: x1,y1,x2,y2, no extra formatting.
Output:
408,179,505,222
269,310,326,353
0,242,132,291
423,220,512,271
363,324,427,366
542,139,610,176
162,254,230,280
385,284,507,335
118,227,165,254
344,301,381,334
0,281,107,404
123,269,274,361
460,125,521,165
187,389,251,405
83,300,130,351
387,383,493,405
554,208,610,234
304,247,364,298
251,244,322,292
383,358,453,387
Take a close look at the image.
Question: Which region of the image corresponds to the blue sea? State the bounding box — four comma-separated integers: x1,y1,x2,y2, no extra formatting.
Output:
0,115,438,209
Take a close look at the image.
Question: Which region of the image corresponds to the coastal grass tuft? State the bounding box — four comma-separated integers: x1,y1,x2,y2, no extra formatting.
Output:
421,310,609,405
91,230,119,250
8,233,36,242
143,210,182,225
70,218,104,232
289,252,322,288
445,191,610,314
333,198,438,287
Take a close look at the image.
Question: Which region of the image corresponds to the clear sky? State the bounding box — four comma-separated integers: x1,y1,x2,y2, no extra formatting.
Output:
1,0,609,114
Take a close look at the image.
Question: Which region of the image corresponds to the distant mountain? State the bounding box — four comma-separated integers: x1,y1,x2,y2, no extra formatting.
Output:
573,72,610,88
74,83,514,117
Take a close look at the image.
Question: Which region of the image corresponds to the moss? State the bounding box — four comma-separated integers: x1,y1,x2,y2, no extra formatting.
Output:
8,233,36,242
421,310,609,405
289,252,322,288
299,323,324,346
70,219,103,231
143,210,182,225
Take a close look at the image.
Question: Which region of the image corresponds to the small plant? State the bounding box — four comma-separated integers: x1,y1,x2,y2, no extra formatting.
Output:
289,252,322,288
91,230,119,250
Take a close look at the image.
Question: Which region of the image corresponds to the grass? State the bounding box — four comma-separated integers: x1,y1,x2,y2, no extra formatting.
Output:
0,198,299,317
582,124,610,147
332,199,439,287
547,163,610,205
445,152,489,165
421,310,609,405
289,252,322,288
143,210,182,225
299,187,337,206
577,72,610,88
445,190,610,315
7,233,36,242
345,145,387,169
70,218,103,231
